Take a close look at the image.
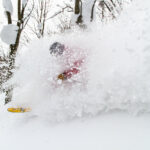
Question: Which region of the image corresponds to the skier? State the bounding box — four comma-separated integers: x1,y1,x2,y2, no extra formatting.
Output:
7,42,85,113
49,42,84,81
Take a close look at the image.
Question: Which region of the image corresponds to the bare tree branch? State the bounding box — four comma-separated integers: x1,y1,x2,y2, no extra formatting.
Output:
91,0,97,22
47,5,73,20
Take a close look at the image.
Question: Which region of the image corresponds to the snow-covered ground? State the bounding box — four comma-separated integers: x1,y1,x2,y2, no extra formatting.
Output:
0,0,150,149
0,108,150,150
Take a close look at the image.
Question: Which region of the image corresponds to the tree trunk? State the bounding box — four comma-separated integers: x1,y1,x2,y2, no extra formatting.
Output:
75,0,80,14
91,0,97,22
4,0,30,104
75,0,83,24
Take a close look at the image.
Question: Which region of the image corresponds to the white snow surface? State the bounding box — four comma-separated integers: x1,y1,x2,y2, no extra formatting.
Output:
0,106,150,150
0,24,18,44
0,0,150,149
22,0,28,7
2,0,13,14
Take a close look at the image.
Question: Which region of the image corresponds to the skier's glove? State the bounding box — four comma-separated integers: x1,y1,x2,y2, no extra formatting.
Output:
58,73,66,80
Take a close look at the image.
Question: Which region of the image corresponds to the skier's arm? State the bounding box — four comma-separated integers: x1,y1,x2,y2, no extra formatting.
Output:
57,59,83,80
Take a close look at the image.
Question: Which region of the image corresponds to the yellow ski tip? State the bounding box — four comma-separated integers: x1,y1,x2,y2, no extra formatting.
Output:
7,107,31,113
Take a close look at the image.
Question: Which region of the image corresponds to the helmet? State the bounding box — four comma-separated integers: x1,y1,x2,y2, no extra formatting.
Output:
50,42,65,56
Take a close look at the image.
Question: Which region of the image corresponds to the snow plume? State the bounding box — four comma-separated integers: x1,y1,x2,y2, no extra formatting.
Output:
9,0,150,122
2,0,13,14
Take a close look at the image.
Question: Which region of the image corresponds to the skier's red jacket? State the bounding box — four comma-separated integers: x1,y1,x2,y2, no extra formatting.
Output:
57,47,84,80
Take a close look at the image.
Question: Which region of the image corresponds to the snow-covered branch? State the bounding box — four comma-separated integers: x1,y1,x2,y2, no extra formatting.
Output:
2,0,13,14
